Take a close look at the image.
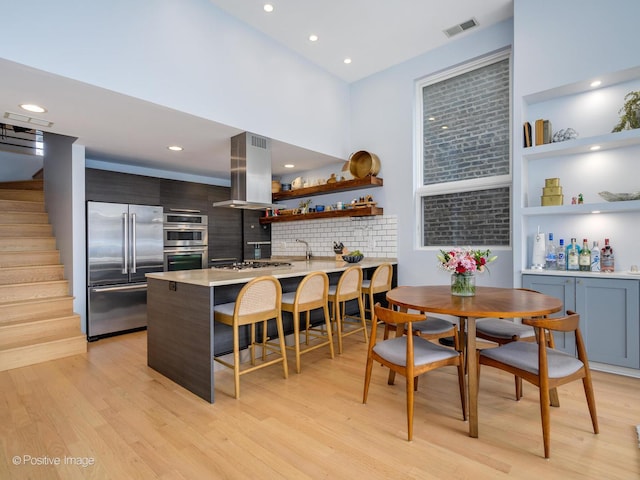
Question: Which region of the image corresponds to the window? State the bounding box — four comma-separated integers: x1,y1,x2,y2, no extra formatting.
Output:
416,51,511,247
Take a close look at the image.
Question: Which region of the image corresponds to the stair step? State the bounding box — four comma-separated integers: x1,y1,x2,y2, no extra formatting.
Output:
0,212,49,224
0,280,69,303
0,199,45,213
0,224,52,237
0,265,65,285
0,189,44,202
0,237,56,252
0,296,75,324
0,250,59,268
0,332,86,372
0,179,43,190
0,315,81,347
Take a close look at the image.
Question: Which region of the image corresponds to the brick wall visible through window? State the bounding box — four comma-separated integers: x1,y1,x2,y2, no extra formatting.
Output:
423,187,510,246
417,53,511,247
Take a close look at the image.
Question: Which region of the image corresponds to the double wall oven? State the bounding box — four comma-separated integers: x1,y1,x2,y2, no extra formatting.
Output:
163,210,208,271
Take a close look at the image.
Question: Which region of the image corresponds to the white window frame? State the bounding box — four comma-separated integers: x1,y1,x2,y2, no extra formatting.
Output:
413,49,512,251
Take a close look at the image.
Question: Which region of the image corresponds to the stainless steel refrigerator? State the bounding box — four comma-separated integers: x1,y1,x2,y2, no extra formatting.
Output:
87,201,163,340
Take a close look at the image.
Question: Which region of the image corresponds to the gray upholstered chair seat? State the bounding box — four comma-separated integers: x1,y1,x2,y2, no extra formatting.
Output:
374,336,459,367
280,291,296,304
409,317,455,336
480,341,584,378
361,279,371,289
475,318,535,339
213,301,236,316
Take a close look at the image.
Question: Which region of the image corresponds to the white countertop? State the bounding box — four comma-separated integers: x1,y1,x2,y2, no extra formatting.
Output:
522,269,640,280
146,257,397,287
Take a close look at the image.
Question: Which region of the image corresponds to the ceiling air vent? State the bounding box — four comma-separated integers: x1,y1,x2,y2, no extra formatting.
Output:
444,18,479,38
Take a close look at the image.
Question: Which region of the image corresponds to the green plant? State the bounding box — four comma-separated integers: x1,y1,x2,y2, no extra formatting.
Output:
298,199,312,209
612,90,640,132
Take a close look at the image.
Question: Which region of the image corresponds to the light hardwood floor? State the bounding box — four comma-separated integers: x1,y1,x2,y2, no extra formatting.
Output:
1,330,639,479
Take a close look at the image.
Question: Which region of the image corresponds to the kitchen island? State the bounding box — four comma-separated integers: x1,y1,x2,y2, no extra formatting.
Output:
146,258,397,403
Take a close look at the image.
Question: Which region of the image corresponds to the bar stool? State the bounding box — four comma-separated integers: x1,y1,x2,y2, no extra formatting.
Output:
213,276,288,399
328,265,367,354
280,271,334,374
360,262,393,327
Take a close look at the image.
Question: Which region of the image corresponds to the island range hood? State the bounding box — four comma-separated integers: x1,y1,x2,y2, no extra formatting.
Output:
212,132,281,210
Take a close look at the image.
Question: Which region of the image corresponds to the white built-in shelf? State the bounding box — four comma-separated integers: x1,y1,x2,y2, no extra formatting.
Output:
522,129,640,160
522,199,640,216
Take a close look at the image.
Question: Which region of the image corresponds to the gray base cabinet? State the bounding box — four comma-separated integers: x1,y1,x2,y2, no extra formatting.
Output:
523,274,640,369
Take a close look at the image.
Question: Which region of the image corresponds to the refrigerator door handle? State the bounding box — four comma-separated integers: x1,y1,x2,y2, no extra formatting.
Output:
131,212,137,273
90,283,148,293
122,212,129,274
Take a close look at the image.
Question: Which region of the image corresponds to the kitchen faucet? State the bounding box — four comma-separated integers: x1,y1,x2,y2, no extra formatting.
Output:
296,239,312,260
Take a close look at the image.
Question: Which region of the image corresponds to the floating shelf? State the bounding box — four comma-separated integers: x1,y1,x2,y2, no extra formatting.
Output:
260,206,383,224
522,199,640,216
273,176,383,201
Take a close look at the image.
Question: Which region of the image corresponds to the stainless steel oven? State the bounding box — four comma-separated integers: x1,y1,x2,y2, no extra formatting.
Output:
163,210,208,271
163,211,208,247
163,246,208,271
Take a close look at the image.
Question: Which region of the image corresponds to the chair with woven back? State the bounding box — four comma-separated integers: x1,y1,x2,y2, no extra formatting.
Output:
280,271,334,374
328,265,368,354
360,262,393,327
363,303,467,441
478,310,599,458
213,276,288,399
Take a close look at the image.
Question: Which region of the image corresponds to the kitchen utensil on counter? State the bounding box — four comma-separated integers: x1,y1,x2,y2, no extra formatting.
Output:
333,241,345,254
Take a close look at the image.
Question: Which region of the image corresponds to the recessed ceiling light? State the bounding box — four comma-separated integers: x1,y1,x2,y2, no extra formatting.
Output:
590,80,602,88
284,164,295,168
590,145,601,151
20,104,47,113
309,34,318,42
167,145,183,152
263,3,274,13
343,58,352,64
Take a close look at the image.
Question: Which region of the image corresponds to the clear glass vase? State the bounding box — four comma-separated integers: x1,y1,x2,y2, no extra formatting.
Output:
451,272,476,296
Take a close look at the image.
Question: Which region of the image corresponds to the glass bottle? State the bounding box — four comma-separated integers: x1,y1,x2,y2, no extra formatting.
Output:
545,233,557,270
579,238,591,271
566,237,580,271
556,239,566,271
601,238,615,272
590,240,600,272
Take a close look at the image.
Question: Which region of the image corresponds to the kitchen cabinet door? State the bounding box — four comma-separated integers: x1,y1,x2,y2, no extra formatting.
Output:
522,274,576,354
575,277,640,369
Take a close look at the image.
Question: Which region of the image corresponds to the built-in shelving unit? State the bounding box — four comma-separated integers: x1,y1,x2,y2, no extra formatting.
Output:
263,175,384,223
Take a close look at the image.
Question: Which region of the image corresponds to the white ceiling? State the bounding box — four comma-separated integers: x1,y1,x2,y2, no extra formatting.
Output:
0,1,513,181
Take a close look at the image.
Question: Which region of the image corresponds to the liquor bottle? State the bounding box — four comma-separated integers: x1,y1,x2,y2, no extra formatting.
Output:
556,239,566,270
566,237,580,271
579,238,591,271
601,238,615,272
545,233,557,270
590,240,600,272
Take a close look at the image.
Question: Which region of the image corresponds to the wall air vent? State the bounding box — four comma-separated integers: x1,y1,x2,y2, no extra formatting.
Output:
4,111,54,128
444,18,479,38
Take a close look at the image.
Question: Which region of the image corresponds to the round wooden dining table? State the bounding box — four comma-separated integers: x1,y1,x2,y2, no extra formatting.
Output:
386,285,563,438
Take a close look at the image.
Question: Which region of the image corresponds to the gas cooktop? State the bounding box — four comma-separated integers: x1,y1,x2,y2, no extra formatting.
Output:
211,261,292,271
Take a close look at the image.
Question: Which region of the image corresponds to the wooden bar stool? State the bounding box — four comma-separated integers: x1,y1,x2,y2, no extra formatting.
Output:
361,262,393,327
213,276,288,399
328,265,367,354
280,271,334,373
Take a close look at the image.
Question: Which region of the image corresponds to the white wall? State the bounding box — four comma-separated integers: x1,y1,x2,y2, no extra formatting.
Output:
349,20,515,287
0,0,350,160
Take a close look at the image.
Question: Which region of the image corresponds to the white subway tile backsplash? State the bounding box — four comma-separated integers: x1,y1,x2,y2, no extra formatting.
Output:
271,214,397,258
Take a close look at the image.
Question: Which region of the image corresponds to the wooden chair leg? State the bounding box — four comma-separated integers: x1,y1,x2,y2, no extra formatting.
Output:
406,375,415,441
293,312,301,374
275,315,288,379
358,295,369,344
323,304,335,359
457,358,467,420
583,376,600,434
363,356,374,403
515,376,523,400
539,382,552,459
233,324,241,399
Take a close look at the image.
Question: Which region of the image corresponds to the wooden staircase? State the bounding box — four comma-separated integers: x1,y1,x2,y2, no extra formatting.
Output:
0,179,86,371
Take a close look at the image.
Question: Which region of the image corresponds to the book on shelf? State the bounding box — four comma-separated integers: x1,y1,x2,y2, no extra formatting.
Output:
535,118,544,145
543,120,552,144
523,121,532,147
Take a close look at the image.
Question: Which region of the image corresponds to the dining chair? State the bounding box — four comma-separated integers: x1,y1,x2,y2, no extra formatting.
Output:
360,262,393,326
363,303,467,441
478,310,598,458
213,276,288,398
328,265,367,354
280,271,334,374
475,288,539,400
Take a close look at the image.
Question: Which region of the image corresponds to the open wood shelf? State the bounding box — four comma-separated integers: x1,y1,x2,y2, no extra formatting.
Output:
272,176,383,201
259,206,383,224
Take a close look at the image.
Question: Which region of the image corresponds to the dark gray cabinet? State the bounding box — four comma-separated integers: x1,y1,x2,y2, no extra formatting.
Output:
523,274,640,369
86,169,161,205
